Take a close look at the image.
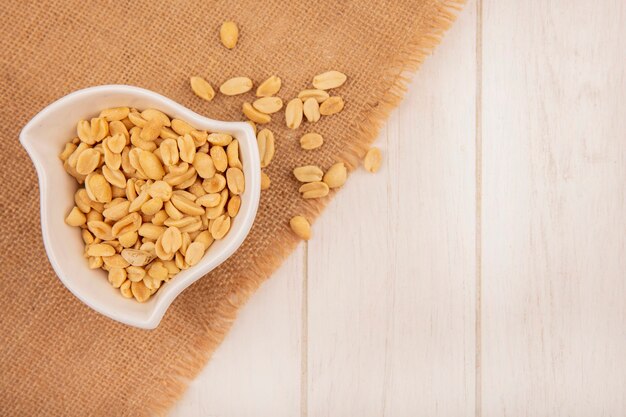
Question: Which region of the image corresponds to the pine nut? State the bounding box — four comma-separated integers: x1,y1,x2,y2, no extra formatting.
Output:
190,76,216,101
363,147,382,173
319,96,344,115
323,162,347,188
312,70,347,90
289,216,311,240
285,98,303,129
220,77,252,95
256,75,281,97
219,21,239,49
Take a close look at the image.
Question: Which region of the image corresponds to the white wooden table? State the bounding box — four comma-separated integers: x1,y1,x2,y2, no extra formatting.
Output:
171,1,626,415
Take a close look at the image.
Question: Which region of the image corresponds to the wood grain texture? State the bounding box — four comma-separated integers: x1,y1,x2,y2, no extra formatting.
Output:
170,246,305,417
480,1,626,415
306,3,476,415
171,1,626,415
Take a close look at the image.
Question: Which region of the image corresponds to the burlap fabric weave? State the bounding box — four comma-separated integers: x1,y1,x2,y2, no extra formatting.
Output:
0,1,462,415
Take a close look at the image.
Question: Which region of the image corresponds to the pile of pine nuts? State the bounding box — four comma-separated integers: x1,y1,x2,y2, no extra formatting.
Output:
61,107,244,302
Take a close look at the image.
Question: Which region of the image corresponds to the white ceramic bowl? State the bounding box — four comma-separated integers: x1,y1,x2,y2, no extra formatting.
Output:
20,85,260,329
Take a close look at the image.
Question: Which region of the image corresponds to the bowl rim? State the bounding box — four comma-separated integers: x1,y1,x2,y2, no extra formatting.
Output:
19,84,261,329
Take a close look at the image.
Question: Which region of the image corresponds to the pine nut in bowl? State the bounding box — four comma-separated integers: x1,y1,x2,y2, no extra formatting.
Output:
20,85,261,329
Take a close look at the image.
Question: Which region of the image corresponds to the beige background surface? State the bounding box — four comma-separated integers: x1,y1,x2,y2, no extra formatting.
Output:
1,0,462,415
170,0,626,415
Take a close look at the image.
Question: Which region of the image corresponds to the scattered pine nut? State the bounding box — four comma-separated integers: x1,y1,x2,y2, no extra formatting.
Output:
363,147,382,173
219,21,239,49
298,181,329,199
298,89,329,103
293,165,324,183
285,98,303,129
289,216,311,240
256,75,281,97
323,162,347,188
242,102,271,124
190,76,216,101
312,70,347,90
253,97,283,114
220,77,253,96
319,96,344,116
303,98,321,122
300,133,323,150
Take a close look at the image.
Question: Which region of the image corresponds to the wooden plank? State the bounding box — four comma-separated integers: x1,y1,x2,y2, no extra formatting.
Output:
306,3,477,415
481,1,626,415
169,246,305,417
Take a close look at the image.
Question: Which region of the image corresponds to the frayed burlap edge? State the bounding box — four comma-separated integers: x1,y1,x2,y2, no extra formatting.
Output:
145,1,465,415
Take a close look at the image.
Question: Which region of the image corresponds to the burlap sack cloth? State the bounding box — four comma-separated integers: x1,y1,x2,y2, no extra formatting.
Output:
0,1,462,415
